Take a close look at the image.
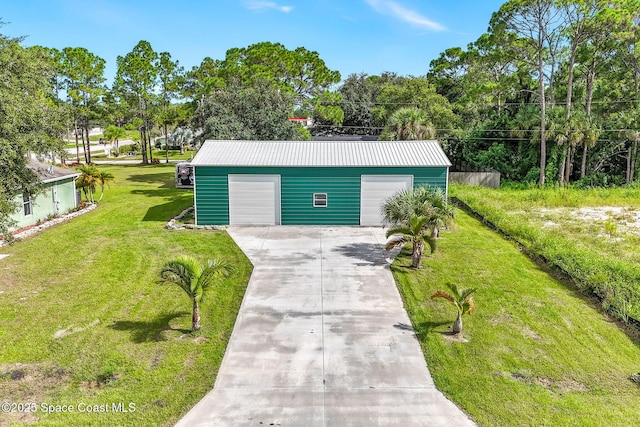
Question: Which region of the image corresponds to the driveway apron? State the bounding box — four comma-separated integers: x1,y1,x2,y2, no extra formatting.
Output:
175,226,475,426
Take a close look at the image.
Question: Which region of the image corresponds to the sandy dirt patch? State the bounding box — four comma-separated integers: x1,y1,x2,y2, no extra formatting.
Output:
538,206,640,235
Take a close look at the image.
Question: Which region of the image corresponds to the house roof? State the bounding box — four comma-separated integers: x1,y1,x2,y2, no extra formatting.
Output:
28,160,80,184
191,140,451,167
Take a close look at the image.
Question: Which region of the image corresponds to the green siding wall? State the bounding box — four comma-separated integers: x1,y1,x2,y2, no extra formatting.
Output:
281,169,360,225
194,166,447,226
57,178,77,213
9,177,77,231
194,169,229,225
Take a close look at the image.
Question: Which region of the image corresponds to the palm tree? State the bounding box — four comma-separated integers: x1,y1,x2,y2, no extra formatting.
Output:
420,187,454,238
431,283,476,335
381,107,435,141
382,188,424,226
383,186,454,238
103,125,127,151
616,110,640,184
76,164,99,203
385,214,436,269
579,119,599,180
96,170,115,202
159,256,232,332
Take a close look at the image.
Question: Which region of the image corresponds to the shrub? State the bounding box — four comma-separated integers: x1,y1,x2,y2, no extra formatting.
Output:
294,126,312,141
604,219,618,237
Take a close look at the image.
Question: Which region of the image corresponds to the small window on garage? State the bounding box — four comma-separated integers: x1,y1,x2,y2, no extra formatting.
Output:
313,193,327,207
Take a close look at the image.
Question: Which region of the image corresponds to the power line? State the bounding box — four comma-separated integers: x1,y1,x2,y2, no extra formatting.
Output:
330,99,640,107
311,124,640,133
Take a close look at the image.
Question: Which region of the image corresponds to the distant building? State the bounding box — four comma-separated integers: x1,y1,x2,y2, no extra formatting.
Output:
289,117,313,128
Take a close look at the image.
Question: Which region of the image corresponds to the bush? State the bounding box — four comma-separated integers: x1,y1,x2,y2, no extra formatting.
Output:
573,172,625,189
523,167,541,184
119,143,139,155
294,126,312,141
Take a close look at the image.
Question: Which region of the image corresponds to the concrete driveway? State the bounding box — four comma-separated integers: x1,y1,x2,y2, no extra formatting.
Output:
175,226,475,426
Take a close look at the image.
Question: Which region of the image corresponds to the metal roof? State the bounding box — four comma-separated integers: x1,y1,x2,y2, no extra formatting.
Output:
191,140,451,167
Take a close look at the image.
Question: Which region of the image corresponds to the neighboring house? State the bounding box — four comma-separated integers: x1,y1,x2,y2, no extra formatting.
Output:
8,160,81,232
288,117,313,128
191,140,451,226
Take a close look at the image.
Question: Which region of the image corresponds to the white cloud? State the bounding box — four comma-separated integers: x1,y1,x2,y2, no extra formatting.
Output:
244,1,293,13
365,0,446,31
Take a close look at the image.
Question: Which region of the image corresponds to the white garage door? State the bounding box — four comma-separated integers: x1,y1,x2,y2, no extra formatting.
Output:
360,175,413,226
228,175,281,225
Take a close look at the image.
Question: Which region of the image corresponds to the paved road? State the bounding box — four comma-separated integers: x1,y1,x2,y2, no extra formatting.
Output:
175,226,476,426
64,139,121,156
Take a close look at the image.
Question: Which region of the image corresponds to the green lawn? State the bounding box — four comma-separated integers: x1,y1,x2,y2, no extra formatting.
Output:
392,208,640,426
89,130,141,142
0,165,252,426
451,184,640,323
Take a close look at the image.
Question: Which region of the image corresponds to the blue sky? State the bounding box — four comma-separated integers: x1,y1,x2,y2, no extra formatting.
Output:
2,0,506,85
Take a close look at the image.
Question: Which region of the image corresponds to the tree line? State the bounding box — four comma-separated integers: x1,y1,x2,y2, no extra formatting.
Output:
340,0,640,187
427,0,640,186
2,0,640,234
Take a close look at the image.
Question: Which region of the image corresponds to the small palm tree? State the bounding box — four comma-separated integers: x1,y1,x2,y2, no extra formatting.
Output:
76,164,99,203
96,170,115,202
385,214,436,268
422,188,455,238
382,188,422,226
383,187,453,231
382,187,454,269
159,256,232,332
431,283,476,335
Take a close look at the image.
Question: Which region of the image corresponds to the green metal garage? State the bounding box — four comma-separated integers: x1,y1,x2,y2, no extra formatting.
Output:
191,140,451,226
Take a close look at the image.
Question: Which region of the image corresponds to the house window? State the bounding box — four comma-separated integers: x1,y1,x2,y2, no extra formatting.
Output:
313,193,327,208
23,193,32,216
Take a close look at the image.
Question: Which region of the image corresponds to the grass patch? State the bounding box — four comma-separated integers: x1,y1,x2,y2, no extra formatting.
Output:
392,208,640,426
148,150,193,161
89,130,141,142
0,164,252,426
451,184,640,323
